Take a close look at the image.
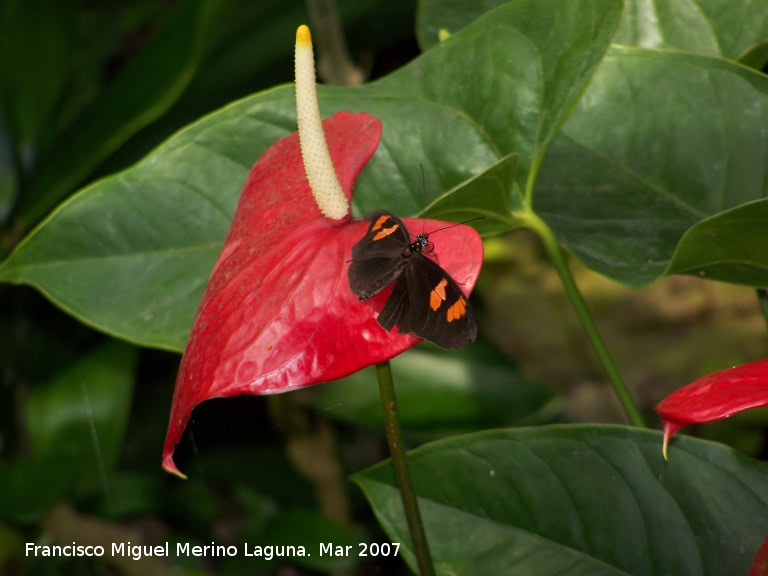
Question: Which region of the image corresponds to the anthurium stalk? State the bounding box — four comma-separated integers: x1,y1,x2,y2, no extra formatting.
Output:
295,24,348,220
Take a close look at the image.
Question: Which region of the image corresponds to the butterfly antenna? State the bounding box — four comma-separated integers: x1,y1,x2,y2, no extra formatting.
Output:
427,217,485,236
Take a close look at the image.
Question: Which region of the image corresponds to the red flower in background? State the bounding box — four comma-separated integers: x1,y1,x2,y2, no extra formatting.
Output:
655,358,768,458
162,111,484,477
750,535,768,576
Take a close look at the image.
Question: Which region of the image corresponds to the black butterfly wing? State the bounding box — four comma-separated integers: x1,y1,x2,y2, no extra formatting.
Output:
348,211,411,300
378,254,477,350
374,272,414,335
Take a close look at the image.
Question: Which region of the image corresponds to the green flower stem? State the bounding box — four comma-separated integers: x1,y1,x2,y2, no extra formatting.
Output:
376,361,435,576
520,212,647,428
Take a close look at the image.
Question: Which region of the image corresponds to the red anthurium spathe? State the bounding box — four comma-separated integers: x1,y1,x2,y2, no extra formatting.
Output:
162,111,484,477
655,359,768,459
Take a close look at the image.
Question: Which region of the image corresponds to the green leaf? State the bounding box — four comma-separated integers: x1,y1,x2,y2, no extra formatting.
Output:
425,153,520,236
615,0,720,56
15,0,221,229
692,0,768,61
739,39,768,69
354,425,768,576
0,0,621,350
313,343,555,437
26,340,137,491
535,47,768,287
418,0,768,62
666,198,768,285
615,0,768,68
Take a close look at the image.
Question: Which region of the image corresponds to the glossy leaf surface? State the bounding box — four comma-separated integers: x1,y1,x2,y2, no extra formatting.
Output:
417,0,768,61
420,0,768,288
354,425,768,576
536,48,768,287
666,199,768,285
615,0,768,61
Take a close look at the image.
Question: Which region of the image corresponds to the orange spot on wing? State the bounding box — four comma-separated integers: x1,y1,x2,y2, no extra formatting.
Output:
371,215,391,231
447,297,467,322
372,223,399,241
430,278,448,311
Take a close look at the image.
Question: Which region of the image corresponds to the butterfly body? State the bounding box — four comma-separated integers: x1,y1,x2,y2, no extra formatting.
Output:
347,211,477,350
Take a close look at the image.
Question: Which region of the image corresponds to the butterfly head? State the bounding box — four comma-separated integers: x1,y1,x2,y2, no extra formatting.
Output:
418,233,434,254
405,233,433,258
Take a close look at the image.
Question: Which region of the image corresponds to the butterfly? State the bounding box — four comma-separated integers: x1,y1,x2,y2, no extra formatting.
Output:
347,210,477,349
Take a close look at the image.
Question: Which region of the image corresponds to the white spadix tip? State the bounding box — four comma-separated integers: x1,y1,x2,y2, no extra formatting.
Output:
294,24,348,220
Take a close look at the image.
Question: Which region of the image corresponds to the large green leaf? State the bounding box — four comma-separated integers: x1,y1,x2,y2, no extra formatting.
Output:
344,0,621,213
417,0,768,290
616,0,720,56
616,0,768,61
0,0,622,350
535,47,768,287
699,0,768,61
418,0,768,61
354,425,768,576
